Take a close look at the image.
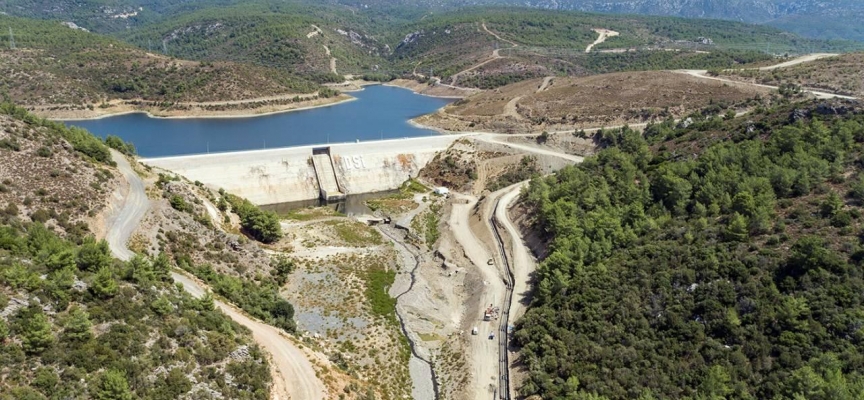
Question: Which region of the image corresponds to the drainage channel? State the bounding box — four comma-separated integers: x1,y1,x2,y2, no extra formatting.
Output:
489,198,515,400
378,225,441,400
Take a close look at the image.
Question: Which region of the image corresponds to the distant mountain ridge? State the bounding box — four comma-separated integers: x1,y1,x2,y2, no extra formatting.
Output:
330,0,864,41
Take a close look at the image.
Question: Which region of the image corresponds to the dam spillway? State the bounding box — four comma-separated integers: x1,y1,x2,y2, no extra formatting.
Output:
311,148,346,201
142,135,470,205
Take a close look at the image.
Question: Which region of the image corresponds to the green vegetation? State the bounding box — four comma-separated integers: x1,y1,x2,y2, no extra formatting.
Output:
488,155,539,191
183,263,296,333
516,101,864,399
423,203,441,247
104,135,136,156
0,222,271,399
325,220,384,246
365,266,397,324
0,15,326,107
224,194,282,244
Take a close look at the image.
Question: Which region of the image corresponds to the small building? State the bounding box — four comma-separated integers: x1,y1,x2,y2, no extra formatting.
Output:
434,187,450,196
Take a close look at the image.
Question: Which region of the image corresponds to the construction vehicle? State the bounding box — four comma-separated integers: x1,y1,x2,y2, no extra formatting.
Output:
483,304,500,321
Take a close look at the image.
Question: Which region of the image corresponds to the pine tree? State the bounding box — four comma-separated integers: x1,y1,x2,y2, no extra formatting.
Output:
91,267,118,299
62,306,92,343
21,311,54,354
94,370,133,400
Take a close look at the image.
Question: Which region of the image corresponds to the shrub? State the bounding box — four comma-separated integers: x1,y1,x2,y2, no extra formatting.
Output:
36,146,52,157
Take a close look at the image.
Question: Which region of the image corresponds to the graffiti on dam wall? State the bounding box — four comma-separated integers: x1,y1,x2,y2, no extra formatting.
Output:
334,154,418,171
342,155,367,170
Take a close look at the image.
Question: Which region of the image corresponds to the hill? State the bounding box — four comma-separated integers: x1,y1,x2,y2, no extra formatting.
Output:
308,0,864,42
414,71,771,133
0,15,340,119
107,5,859,92
514,98,864,399
720,53,864,98
116,3,387,79
0,103,272,399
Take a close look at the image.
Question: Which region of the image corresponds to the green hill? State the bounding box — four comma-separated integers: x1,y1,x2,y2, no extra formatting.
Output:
0,15,322,110
0,104,271,399
516,99,864,399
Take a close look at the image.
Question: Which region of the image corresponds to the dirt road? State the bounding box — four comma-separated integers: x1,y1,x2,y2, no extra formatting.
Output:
585,29,619,53
476,135,585,163
536,76,553,93
106,151,326,400
105,150,149,261
679,69,857,100
482,22,518,48
171,272,325,400
678,54,855,100
757,53,838,70
450,193,506,400
495,185,536,324
447,23,519,86
323,45,337,75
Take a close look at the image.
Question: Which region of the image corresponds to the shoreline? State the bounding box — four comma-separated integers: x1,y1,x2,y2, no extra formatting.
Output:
42,94,357,121
384,79,477,99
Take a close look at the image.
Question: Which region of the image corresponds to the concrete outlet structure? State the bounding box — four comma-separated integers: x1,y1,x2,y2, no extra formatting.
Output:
142,135,470,205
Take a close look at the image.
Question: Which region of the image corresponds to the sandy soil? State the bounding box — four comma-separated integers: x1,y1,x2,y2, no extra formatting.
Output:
387,79,480,99
449,193,507,399
32,93,354,120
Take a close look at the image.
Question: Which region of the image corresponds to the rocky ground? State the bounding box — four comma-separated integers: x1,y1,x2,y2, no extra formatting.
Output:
0,114,121,238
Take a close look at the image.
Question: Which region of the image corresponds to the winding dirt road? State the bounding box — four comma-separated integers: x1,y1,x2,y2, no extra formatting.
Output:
105,150,149,261
585,29,619,53
105,151,326,400
679,53,855,100
679,69,857,100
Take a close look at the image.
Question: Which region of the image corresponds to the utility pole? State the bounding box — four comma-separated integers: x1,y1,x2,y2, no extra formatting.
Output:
148,39,152,52
8,27,15,50
162,39,167,54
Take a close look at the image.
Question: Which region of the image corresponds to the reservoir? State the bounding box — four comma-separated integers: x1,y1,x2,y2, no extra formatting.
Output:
64,85,453,158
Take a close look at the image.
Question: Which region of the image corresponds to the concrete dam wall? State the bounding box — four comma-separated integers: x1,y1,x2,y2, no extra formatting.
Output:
142,135,468,205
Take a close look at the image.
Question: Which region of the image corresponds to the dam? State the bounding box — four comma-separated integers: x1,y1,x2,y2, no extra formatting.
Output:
142,135,471,205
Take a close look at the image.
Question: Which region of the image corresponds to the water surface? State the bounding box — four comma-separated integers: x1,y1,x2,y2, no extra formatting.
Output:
64,85,452,158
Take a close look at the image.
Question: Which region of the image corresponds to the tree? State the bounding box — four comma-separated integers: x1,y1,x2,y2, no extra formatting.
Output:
91,267,119,299
21,311,54,354
94,370,133,400
724,213,749,242
62,307,92,343
271,256,294,286
77,238,111,272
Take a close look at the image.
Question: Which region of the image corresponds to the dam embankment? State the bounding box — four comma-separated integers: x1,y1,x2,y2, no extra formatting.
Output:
142,135,471,205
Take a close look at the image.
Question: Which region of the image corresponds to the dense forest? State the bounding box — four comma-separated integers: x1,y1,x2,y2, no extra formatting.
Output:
516,99,864,399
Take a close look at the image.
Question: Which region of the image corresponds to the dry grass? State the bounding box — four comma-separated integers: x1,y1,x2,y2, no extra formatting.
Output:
417,71,770,133
721,53,864,97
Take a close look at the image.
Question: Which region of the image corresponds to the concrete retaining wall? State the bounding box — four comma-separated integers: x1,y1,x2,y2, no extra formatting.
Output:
142,135,469,205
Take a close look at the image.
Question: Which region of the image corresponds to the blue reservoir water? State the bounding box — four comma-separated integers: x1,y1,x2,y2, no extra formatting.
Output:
64,85,453,158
